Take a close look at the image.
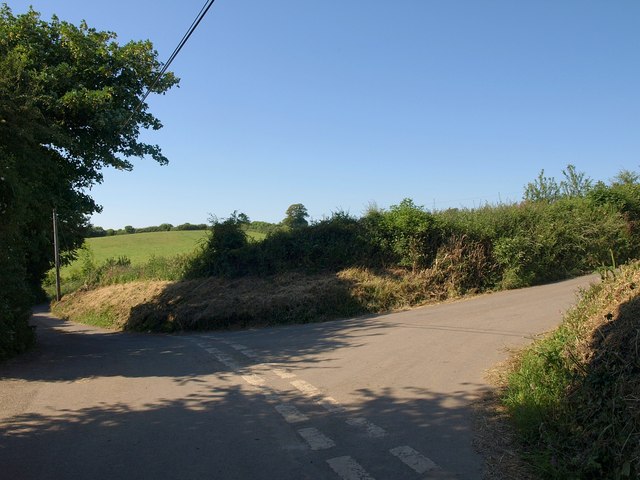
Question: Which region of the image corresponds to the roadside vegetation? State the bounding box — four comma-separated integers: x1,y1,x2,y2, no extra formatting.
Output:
53,166,640,333
487,262,640,479
0,6,177,361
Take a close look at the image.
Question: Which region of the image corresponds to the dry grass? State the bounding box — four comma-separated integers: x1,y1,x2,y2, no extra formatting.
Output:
52,272,365,331
53,281,172,329
51,241,496,333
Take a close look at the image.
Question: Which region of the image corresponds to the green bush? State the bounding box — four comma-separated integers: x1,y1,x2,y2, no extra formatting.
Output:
372,198,443,271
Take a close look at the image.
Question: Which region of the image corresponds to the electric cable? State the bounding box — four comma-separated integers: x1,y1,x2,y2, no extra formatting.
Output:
121,0,216,130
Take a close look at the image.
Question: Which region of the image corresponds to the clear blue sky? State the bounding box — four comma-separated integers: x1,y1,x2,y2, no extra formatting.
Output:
9,1,640,228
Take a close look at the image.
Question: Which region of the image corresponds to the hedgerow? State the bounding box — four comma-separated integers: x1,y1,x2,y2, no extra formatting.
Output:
182,167,639,298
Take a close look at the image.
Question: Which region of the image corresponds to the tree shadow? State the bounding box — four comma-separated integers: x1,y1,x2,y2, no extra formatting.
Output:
0,379,488,479
2,270,579,479
0,306,505,478
0,305,393,384
123,271,390,333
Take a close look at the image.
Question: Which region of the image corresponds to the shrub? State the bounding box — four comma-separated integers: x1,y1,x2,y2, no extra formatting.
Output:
376,198,442,271
185,212,250,277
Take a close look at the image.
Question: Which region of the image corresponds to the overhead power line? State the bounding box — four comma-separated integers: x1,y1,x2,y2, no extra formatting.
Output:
122,0,217,130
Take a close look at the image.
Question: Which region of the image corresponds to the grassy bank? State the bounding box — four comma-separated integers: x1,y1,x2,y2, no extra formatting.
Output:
51,246,488,332
496,262,640,478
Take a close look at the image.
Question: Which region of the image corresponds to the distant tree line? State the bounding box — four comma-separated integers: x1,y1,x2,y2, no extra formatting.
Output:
87,223,209,237
87,220,285,237
87,210,305,238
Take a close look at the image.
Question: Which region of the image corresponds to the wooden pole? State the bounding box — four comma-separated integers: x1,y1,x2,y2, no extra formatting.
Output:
53,208,61,301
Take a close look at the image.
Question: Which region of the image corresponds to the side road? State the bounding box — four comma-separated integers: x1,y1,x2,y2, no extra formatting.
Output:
0,275,597,480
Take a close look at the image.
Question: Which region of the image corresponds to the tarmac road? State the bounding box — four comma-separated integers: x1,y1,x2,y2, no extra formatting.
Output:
0,275,597,479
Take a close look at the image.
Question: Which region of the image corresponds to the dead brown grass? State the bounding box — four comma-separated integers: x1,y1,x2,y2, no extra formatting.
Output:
52,272,366,331
53,281,172,329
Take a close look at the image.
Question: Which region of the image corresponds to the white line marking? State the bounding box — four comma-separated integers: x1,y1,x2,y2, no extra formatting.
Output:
290,381,347,413
389,446,437,474
327,456,375,480
215,355,241,370
346,417,387,438
272,368,297,379
297,427,335,450
206,349,241,370
318,396,346,413
290,380,321,397
225,343,258,357
274,404,309,423
241,374,265,386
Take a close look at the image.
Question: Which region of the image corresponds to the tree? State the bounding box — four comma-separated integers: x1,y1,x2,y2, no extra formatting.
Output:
523,169,561,202
560,164,592,197
0,5,178,359
612,169,640,186
282,203,309,229
524,165,592,203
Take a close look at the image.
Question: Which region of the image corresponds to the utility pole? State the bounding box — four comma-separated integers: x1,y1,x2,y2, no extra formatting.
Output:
52,208,61,301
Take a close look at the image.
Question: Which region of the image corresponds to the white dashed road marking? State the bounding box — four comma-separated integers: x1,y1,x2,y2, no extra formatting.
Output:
389,445,438,474
327,456,375,480
346,417,387,438
241,374,266,387
290,380,348,413
297,427,336,450
204,348,241,370
318,396,347,413
274,404,309,423
194,337,446,479
272,368,297,379
290,379,322,397
225,342,260,359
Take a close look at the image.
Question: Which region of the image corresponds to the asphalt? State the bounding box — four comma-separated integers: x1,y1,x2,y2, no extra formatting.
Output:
0,275,598,480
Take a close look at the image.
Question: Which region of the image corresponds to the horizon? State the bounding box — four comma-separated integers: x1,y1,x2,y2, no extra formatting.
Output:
9,1,640,228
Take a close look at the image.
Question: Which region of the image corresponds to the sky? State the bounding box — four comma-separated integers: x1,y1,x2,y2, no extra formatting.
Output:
8,1,640,228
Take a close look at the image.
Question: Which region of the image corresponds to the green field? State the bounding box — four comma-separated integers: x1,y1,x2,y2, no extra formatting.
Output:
60,229,266,277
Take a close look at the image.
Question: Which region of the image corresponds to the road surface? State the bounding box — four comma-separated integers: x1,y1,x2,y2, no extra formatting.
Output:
0,275,597,479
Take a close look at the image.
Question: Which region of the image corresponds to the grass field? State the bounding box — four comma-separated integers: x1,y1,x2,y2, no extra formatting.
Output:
60,229,266,278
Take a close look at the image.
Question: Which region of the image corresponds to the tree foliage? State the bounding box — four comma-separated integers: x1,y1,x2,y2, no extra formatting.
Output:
282,203,309,229
0,5,177,359
524,164,593,202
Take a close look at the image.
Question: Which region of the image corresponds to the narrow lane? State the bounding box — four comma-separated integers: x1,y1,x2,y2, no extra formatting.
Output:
0,275,597,479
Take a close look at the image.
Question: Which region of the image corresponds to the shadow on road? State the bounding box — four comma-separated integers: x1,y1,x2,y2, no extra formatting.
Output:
0,307,393,384
0,379,486,479
0,307,494,478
